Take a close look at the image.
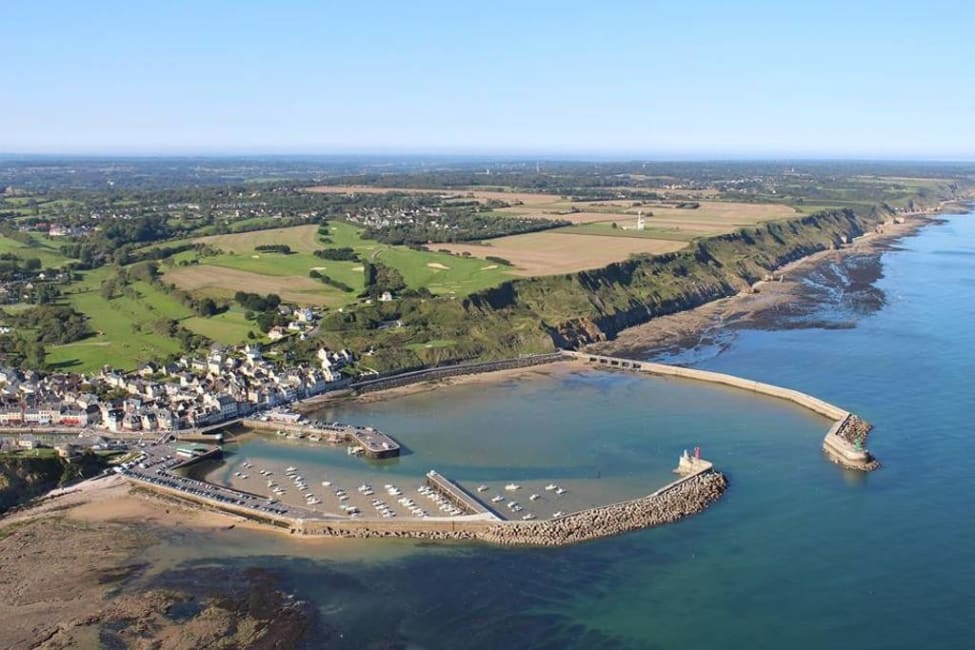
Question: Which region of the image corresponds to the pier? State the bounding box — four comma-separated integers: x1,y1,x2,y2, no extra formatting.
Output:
425,470,499,520
566,350,879,471
238,418,400,459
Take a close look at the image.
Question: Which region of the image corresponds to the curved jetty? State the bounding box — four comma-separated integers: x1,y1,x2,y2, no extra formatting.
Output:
566,351,880,471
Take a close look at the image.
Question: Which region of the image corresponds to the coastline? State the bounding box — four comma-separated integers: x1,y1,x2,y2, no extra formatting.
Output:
295,358,581,410
585,210,948,358
1,204,955,646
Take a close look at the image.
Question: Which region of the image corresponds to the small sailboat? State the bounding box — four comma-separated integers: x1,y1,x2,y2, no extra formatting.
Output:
529,494,539,501
477,485,489,492
544,484,557,491
504,483,520,491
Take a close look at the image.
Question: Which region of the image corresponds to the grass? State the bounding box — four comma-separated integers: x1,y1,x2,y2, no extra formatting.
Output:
47,268,193,371
165,222,516,304
183,308,259,345
404,338,457,350
0,234,72,268
555,223,698,242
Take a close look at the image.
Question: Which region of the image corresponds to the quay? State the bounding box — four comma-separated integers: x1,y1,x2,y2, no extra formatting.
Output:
204,417,401,459
425,470,499,520
566,350,879,471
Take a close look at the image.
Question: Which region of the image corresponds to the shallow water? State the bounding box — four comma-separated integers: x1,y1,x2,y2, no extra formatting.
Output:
155,210,974,649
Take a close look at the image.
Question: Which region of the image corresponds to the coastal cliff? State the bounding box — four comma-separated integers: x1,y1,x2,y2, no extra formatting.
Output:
463,208,885,350
0,454,107,512
321,204,939,371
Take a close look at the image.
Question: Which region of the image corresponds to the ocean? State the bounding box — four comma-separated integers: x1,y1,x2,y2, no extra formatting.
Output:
155,209,975,649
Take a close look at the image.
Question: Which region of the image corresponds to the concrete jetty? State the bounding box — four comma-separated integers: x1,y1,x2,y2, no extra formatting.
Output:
239,418,400,459
566,350,879,471
425,470,499,519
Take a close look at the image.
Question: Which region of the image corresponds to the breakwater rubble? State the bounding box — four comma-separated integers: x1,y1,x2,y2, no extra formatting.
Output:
480,470,728,546
293,469,728,546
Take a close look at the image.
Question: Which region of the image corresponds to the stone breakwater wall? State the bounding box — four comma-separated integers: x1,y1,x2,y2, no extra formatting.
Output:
565,351,879,471
479,470,728,546
349,353,566,395
290,469,727,546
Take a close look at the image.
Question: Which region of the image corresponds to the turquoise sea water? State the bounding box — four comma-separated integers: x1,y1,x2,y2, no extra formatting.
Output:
163,210,975,649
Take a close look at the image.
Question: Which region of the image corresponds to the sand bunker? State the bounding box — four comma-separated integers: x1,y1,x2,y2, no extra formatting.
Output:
427,262,450,270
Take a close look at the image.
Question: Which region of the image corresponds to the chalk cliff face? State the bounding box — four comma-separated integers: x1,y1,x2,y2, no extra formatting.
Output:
461,208,883,350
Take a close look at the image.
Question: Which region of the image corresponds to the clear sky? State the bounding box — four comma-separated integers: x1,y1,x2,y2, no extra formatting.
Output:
2,0,972,158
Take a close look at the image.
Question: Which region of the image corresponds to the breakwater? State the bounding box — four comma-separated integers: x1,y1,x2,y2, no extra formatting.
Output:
566,351,878,471
290,462,726,545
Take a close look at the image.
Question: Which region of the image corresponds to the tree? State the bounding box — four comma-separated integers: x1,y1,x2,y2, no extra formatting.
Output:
100,278,118,300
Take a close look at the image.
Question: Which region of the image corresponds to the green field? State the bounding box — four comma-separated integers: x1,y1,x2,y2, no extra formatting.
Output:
554,223,699,242
182,308,259,345
0,233,72,268
164,222,515,305
47,269,194,370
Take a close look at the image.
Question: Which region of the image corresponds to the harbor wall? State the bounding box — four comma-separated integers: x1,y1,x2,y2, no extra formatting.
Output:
565,351,878,471
290,465,726,545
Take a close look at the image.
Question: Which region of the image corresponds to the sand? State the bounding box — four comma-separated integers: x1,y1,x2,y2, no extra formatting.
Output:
0,475,315,647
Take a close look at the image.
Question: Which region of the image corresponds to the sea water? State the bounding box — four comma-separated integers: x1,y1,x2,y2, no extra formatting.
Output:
159,210,975,649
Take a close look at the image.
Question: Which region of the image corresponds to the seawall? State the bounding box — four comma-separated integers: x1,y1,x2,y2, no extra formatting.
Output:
565,351,878,471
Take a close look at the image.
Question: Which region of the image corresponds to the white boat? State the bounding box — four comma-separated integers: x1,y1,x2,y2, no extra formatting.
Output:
477,485,489,492
504,483,520,491
491,495,504,503
322,480,331,487
286,466,296,472
521,513,535,520
545,484,557,491
555,487,567,495
553,511,564,518
529,494,539,501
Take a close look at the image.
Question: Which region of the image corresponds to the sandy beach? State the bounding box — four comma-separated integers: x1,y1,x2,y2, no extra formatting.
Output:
0,475,317,648
296,359,581,410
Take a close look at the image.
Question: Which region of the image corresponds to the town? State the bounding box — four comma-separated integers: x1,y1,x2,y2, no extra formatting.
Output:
0,337,356,441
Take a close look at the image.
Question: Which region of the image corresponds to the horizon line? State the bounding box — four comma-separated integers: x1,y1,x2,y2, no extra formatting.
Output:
1,151,974,164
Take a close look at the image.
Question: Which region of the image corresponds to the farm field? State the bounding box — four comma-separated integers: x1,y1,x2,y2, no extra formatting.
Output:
308,186,801,274
435,231,687,276
164,222,516,305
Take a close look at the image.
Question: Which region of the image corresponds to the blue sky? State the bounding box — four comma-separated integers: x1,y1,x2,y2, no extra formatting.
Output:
2,1,972,158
